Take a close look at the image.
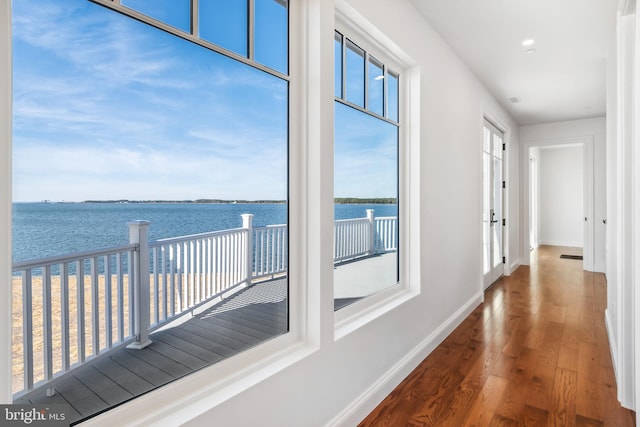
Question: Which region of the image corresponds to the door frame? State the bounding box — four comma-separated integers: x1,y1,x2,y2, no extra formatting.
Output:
482,118,506,289
529,154,538,250
520,136,595,271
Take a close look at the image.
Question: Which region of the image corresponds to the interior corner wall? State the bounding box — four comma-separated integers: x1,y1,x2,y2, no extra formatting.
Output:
607,8,637,411
538,146,584,248
520,117,607,272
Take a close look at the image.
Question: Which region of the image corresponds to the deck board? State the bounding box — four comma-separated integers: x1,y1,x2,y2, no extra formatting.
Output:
109,350,175,386
178,321,256,352
73,366,133,406
21,278,288,425
189,317,264,345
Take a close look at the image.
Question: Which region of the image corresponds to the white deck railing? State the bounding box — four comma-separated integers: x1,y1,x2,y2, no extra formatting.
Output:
12,209,396,397
12,244,139,396
334,210,397,262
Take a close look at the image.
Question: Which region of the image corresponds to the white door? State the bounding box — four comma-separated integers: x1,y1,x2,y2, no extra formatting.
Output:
483,120,504,288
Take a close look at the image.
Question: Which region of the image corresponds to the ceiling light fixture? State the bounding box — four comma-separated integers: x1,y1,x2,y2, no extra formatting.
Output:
521,38,535,47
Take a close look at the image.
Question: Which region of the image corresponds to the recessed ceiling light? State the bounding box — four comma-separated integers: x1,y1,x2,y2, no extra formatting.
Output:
521,39,535,47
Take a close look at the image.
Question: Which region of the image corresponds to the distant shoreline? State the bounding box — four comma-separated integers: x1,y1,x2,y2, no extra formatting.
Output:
18,198,397,205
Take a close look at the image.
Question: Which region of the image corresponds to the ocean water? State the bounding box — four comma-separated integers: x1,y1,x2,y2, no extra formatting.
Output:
12,203,397,262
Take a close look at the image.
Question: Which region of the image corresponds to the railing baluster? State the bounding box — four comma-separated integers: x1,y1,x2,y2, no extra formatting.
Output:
127,250,134,339
77,260,85,363
215,236,221,294
195,239,201,304
170,244,176,316
117,252,124,343
91,257,99,356
149,248,160,323
161,247,168,322
43,266,53,384
105,255,113,349
22,269,34,391
61,263,70,371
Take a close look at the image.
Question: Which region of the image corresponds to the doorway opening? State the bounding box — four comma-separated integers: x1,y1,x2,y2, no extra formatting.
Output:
524,139,593,271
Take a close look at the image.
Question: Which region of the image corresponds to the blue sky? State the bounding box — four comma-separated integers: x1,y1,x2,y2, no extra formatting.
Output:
12,0,395,202
12,0,287,202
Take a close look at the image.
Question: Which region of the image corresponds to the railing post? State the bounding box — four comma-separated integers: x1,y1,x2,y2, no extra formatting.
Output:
242,214,254,286
127,220,152,350
366,209,375,256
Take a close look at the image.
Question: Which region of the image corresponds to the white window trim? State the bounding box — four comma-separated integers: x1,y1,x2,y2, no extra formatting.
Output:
333,1,421,340
0,0,13,405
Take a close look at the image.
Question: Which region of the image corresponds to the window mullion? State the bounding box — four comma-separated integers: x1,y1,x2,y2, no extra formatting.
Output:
383,64,387,119
248,0,255,61
364,52,369,111
341,35,347,101
191,0,199,38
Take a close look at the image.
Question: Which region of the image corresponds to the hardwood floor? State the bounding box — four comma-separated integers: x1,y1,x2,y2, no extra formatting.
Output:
359,246,636,426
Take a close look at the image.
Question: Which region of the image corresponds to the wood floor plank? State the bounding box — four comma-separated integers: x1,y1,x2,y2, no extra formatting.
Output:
521,405,549,427
551,367,577,427
359,246,635,427
575,342,602,421
462,375,508,427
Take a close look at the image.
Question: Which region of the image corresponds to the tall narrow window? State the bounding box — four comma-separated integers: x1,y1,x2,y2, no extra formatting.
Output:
11,0,289,423
334,30,399,311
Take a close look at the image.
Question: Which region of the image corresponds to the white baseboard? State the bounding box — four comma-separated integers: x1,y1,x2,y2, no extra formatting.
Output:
538,240,583,248
508,259,521,275
326,291,483,427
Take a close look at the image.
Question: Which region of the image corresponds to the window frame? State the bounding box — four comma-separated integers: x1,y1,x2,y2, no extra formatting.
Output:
1,0,316,420
0,0,421,421
333,6,420,339
91,0,290,79
0,0,12,404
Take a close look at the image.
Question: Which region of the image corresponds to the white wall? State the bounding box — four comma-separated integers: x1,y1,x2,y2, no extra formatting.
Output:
0,0,522,424
605,2,638,411
520,117,606,272
538,145,584,247
176,0,519,424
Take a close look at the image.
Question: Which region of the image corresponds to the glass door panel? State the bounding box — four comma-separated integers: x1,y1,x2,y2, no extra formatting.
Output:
483,120,504,288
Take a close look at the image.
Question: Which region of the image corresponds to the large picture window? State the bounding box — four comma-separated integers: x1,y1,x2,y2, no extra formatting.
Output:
333,30,399,310
11,0,289,423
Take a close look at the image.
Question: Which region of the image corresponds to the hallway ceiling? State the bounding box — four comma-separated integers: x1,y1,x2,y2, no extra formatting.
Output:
411,0,617,125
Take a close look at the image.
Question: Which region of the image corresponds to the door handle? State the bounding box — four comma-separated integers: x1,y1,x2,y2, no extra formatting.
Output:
490,210,498,224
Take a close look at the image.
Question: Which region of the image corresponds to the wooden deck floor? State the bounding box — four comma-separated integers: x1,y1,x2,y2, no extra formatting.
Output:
359,246,636,426
16,278,288,425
